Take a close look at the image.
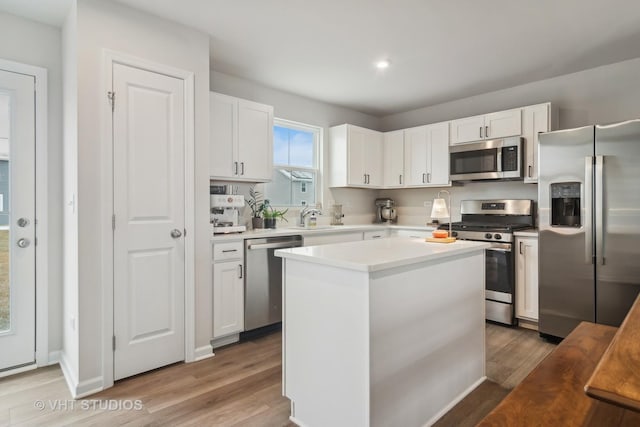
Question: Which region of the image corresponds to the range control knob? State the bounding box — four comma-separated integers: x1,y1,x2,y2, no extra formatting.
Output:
485,233,493,239
494,233,502,240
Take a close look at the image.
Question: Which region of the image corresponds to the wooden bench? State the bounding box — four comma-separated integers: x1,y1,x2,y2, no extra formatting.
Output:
478,321,640,426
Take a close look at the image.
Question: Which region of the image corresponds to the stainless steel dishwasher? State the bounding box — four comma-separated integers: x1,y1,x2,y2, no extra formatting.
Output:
244,235,303,331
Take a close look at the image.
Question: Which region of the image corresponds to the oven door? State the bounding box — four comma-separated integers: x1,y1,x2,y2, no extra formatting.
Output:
485,242,514,303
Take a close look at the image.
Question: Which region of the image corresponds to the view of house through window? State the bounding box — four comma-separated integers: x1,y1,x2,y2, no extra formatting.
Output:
265,119,320,207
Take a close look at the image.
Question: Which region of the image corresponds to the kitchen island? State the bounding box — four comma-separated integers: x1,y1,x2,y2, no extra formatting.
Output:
275,237,490,427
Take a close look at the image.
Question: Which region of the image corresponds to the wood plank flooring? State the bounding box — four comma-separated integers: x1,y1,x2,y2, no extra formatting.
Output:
0,323,554,426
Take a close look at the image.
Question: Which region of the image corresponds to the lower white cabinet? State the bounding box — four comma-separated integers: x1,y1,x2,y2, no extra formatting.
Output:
515,236,539,321
303,232,363,246
212,241,244,339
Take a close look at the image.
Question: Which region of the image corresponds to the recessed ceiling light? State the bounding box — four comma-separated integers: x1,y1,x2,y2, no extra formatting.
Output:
375,59,391,69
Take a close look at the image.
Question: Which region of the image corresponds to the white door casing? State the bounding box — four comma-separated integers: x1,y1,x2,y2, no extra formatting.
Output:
0,69,35,371
112,63,186,380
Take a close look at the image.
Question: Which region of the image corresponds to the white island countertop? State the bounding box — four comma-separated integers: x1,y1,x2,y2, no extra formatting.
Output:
275,237,489,272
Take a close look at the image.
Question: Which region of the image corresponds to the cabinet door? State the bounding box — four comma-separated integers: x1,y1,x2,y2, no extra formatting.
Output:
450,115,485,144
404,126,428,186
347,126,367,186
426,122,450,185
210,92,237,178
237,99,273,181
516,237,539,321
365,130,383,187
213,260,245,338
522,104,549,183
383,130,405,187
485,108,521,139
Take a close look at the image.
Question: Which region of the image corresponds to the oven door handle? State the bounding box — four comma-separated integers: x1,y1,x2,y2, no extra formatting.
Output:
486,244,511,252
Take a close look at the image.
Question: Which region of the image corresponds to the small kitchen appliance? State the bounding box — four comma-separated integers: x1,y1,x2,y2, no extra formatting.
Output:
438,199,534,325
375,198,397,223
211,194,246,234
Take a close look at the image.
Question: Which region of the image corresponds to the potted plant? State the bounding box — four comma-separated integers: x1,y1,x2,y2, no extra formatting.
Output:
262,200,288,229
247,186,265,229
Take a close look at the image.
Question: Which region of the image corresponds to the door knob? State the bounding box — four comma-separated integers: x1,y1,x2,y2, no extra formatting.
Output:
17,238,30,248
170,229,183,238
17,218,30,227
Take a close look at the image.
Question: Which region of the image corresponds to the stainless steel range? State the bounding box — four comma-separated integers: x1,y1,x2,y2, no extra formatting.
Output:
439,199,534,325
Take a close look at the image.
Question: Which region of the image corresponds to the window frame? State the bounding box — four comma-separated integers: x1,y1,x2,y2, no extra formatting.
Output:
267,118,322,208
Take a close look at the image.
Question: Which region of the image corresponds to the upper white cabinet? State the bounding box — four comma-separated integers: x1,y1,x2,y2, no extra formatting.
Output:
522,103,554,184
210,92,274,182
516,235,539,322
450,108,522,145
330,124,383,188
404,122,450,187
383,130,405,187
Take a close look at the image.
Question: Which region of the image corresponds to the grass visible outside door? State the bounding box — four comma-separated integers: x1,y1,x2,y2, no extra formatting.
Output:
0,230,8,331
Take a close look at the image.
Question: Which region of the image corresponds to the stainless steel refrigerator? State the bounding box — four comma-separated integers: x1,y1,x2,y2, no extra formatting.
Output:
538,119,640,339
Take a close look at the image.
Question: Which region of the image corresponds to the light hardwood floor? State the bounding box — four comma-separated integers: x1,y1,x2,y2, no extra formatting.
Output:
0,323,555,426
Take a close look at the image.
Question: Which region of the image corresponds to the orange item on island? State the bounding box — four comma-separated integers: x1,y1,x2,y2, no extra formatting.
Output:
432,230,449,239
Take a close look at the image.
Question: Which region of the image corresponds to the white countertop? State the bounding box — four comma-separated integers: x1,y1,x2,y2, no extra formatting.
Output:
211,224,436,241
275,237,489,272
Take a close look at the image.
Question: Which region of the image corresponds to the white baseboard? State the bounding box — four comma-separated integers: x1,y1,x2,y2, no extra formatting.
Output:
59,352,78,398
211,334,239,349
0,363,37,379
423,376,487,427
48,350,61,365
193,344,215,361
517,318,539,331
58,353,104,398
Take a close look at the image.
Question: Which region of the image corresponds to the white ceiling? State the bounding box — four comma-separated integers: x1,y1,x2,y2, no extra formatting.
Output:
4,1,640,116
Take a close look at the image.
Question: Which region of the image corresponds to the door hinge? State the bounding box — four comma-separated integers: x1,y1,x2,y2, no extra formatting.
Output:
112,336,116,351
112,214,116,230
107,91,115,112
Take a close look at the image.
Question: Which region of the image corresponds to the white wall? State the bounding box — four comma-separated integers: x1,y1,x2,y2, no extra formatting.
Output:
70,0,210,394
211,71,382,224
380,57,640,132
0,12,64,361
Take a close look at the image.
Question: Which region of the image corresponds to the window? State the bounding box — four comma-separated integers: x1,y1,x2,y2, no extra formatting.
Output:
264,119,320,207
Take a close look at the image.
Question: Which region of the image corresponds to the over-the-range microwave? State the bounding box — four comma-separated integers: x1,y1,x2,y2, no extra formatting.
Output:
449,137,524,181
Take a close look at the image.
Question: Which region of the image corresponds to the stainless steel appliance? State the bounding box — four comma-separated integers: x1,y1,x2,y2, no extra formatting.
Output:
211,194,247,234
538,120,640,339
449,137,524,181
438,199,534,325
244,235,303,331
375,198,397,223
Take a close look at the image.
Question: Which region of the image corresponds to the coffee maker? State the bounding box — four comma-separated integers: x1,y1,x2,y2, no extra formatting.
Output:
210,192,247,234
375,198,397,223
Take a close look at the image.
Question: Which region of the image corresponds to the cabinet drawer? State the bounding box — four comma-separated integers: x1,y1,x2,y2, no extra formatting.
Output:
213,241,243,261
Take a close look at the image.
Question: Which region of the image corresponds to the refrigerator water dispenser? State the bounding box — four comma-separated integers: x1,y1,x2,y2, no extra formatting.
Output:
551,182,581,227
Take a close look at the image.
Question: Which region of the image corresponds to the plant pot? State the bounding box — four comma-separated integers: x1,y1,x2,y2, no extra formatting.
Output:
264,218,277,229
252,217,264,229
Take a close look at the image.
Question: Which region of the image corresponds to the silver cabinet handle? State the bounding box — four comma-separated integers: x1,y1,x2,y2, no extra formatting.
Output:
480,127,483,139
364,174,367,184
238,264,243,279
222,249,238,253
519,241,523,255
427,173,431,183
234,161,238,175
170,229,183,238
485,126,489,138
399,174,402,185
17,218,30,227
17,238,30,248
528,165,532,178
422,173,426,183
241,162,245,175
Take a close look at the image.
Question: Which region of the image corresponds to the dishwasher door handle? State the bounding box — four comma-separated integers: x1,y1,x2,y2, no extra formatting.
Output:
247,241,303,250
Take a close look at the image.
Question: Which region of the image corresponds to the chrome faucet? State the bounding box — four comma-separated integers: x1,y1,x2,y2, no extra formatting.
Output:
299,205,322,227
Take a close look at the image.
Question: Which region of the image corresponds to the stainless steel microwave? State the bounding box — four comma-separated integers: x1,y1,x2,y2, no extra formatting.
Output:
449,137,524,181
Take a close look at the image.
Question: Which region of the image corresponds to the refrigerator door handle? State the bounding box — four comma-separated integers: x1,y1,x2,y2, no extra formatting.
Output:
585,156,594,264
595,155,605,265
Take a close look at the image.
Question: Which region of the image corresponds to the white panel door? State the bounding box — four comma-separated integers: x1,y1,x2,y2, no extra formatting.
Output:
426,122,450,185
450,115,485,144
516,237,539,320
383,130,404,187
485,108,521,139
210,92,237,178
212,261,244,338
347,126,366,186
365,130,383,187
522,103,549,183
404,126,428,186
0,69,35,371
113,63,185,380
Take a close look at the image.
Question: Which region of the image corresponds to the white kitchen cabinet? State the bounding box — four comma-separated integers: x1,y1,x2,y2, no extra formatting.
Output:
390,229,434,239
303,231,363,246
404,122,450,187
383,130,405,187
522,103,554,184
450,108,521,145
212,240,244,339
210,92,273,182
329,124,383,188
363,229,389,240
516,236,539,321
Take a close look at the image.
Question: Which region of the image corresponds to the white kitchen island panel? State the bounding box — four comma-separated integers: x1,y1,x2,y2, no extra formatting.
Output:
277,238,488,427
